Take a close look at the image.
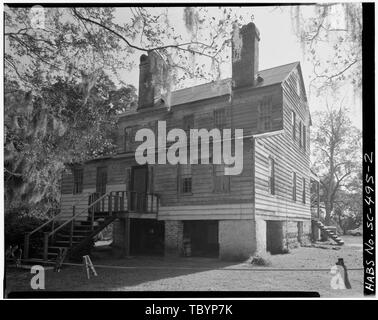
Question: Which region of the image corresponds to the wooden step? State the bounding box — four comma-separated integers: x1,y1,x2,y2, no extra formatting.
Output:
54,240,81,246
35,252,59,259
55,234,88,241
47,246,68,252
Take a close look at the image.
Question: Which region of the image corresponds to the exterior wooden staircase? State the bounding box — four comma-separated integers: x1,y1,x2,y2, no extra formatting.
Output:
23,191,159,267
312,218,344,245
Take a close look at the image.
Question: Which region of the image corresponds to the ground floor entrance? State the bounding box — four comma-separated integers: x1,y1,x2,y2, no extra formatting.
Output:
266,221,284,254
183,220,219,257
129,218,164,255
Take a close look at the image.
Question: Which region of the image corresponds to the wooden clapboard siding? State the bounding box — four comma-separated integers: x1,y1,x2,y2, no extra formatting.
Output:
231,84,283,136
158,203,254,221
58,62,312,223
61,170,74,195
154,138,254,208
253,65,311,221
58,189,94,221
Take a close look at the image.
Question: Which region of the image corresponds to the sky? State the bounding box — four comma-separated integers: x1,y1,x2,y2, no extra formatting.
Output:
113,5,362,129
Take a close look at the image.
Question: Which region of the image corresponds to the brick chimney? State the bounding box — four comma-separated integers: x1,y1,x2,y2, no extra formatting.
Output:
138,53,154,109
232,22,260,88
138,51,171,110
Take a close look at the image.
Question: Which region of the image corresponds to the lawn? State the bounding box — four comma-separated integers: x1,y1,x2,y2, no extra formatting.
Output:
4,236,363,298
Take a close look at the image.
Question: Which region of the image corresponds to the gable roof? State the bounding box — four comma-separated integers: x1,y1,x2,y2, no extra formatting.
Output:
118,61,300,117
172,61,299,106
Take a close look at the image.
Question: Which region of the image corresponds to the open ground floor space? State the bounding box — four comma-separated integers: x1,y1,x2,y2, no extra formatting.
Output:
113,217,312,260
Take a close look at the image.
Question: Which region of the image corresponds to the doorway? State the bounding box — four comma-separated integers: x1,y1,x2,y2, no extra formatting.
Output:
183,221,219,257
96,166,107,194
266,221,284,254
130,165,148,212
130,218,164,255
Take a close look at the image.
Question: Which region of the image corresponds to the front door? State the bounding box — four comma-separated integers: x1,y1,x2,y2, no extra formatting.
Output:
96,167,107,194
93,166,107,212
131,165,148,212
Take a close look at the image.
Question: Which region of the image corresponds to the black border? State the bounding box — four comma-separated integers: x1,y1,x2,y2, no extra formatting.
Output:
3,2,375,300
362,2,376,296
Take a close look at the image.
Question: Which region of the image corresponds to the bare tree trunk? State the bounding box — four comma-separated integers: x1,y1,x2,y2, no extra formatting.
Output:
325,202,332,225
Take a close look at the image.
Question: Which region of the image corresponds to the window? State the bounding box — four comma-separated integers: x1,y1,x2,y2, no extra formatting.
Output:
214,108,226,129
302,177,306,204
180,164,192,194
124,127,133,152
291,111,296,140
292,172,297,201
303,124,306,150
258,97,272,131
299,121,302,148
213,164,230,193
268,157,275,195
73,168,83,194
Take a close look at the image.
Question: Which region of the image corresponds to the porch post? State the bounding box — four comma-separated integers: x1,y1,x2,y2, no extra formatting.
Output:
124,216,130,257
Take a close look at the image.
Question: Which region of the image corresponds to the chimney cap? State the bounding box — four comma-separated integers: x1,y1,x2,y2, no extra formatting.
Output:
241,22,260,41
140,54,149,63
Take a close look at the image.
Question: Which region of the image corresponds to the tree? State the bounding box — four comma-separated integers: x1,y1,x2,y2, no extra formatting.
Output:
4,74,137,211
311,106,362,226
4,6,250,212
5,7,248,93
291,3,362,94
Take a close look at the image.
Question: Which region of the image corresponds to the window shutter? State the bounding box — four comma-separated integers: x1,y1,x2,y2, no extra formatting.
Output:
177,165,181,195
148,166,154,193
126,168,132,191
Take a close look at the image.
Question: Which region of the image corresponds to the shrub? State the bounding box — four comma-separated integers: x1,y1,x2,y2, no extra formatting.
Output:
5,210,48,255
250,253,272,266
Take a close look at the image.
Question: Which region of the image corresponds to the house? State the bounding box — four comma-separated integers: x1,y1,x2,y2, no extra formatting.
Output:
45,22,314,261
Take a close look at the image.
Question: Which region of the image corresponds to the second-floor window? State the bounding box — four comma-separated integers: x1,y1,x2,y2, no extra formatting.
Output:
299,121,302,148
213,164,230,193
179,164,192,194
73,167,83,194
258,97,272,131
214,108,226,129
292,172,297,201
268,157,275,195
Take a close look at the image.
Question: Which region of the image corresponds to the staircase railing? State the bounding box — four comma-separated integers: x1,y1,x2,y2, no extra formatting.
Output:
43,192,111,260
24,190,160,261
23,192,90,259
88,191,159,214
